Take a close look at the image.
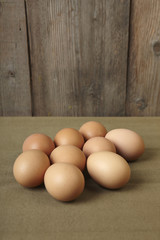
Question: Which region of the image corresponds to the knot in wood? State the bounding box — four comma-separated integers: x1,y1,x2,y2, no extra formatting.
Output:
153,41,160,56
136,98,147,111
8,71,15,78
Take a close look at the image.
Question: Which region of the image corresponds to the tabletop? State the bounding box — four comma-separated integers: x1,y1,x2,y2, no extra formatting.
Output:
0,117,160,240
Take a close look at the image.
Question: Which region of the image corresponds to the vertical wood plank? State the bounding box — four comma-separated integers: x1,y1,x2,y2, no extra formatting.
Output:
126,0,160,116
26,0,130,116
0,0,32,116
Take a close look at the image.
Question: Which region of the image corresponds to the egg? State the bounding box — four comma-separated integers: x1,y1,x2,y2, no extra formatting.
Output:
54,128,84,149
50,145,86,171
22,133,55,156
13,150,50,187
44,163,85,202
105,128,145,161
87,151,131,189
83,137,116,157
79,121,107,141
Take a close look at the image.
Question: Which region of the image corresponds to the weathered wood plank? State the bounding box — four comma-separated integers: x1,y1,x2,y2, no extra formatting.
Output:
0,0,32,116
126,0,160,116
26,0,130,116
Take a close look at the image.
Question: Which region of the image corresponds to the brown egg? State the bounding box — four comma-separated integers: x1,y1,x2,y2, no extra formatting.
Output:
79,121,107,141
22,133,55,156
54,128,84,149
13,150,50,187
44,163,85,202
87,151,131,189
105,128,145,161
50,145,86,171
83,137,116,157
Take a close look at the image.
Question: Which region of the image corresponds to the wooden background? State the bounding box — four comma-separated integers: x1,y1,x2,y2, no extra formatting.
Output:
0,0,160,116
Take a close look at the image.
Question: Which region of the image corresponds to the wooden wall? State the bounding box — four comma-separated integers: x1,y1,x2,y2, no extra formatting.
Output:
0,0,160,116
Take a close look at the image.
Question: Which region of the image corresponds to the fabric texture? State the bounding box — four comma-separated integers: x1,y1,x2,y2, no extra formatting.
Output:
0,117,159,240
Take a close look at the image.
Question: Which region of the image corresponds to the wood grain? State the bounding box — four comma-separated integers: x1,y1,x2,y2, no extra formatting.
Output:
126,0,160,116
0,0,32,116
26,0,130,116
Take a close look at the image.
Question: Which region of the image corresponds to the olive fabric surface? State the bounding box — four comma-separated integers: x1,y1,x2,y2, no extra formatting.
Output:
0,117,160,240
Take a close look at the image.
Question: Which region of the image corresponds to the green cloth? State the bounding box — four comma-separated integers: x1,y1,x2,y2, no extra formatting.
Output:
0,117,160,240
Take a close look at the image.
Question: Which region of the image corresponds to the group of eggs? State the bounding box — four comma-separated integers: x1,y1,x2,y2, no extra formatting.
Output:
13,121,145,202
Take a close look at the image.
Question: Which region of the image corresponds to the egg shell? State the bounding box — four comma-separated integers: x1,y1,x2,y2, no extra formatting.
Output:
83,137,116,157
50,145,86,171
87,151,131,189
54,128,84,149
105,128,145,161
44,163,85,202
79,121,107,141
13,150,50,187
22,133,55,156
